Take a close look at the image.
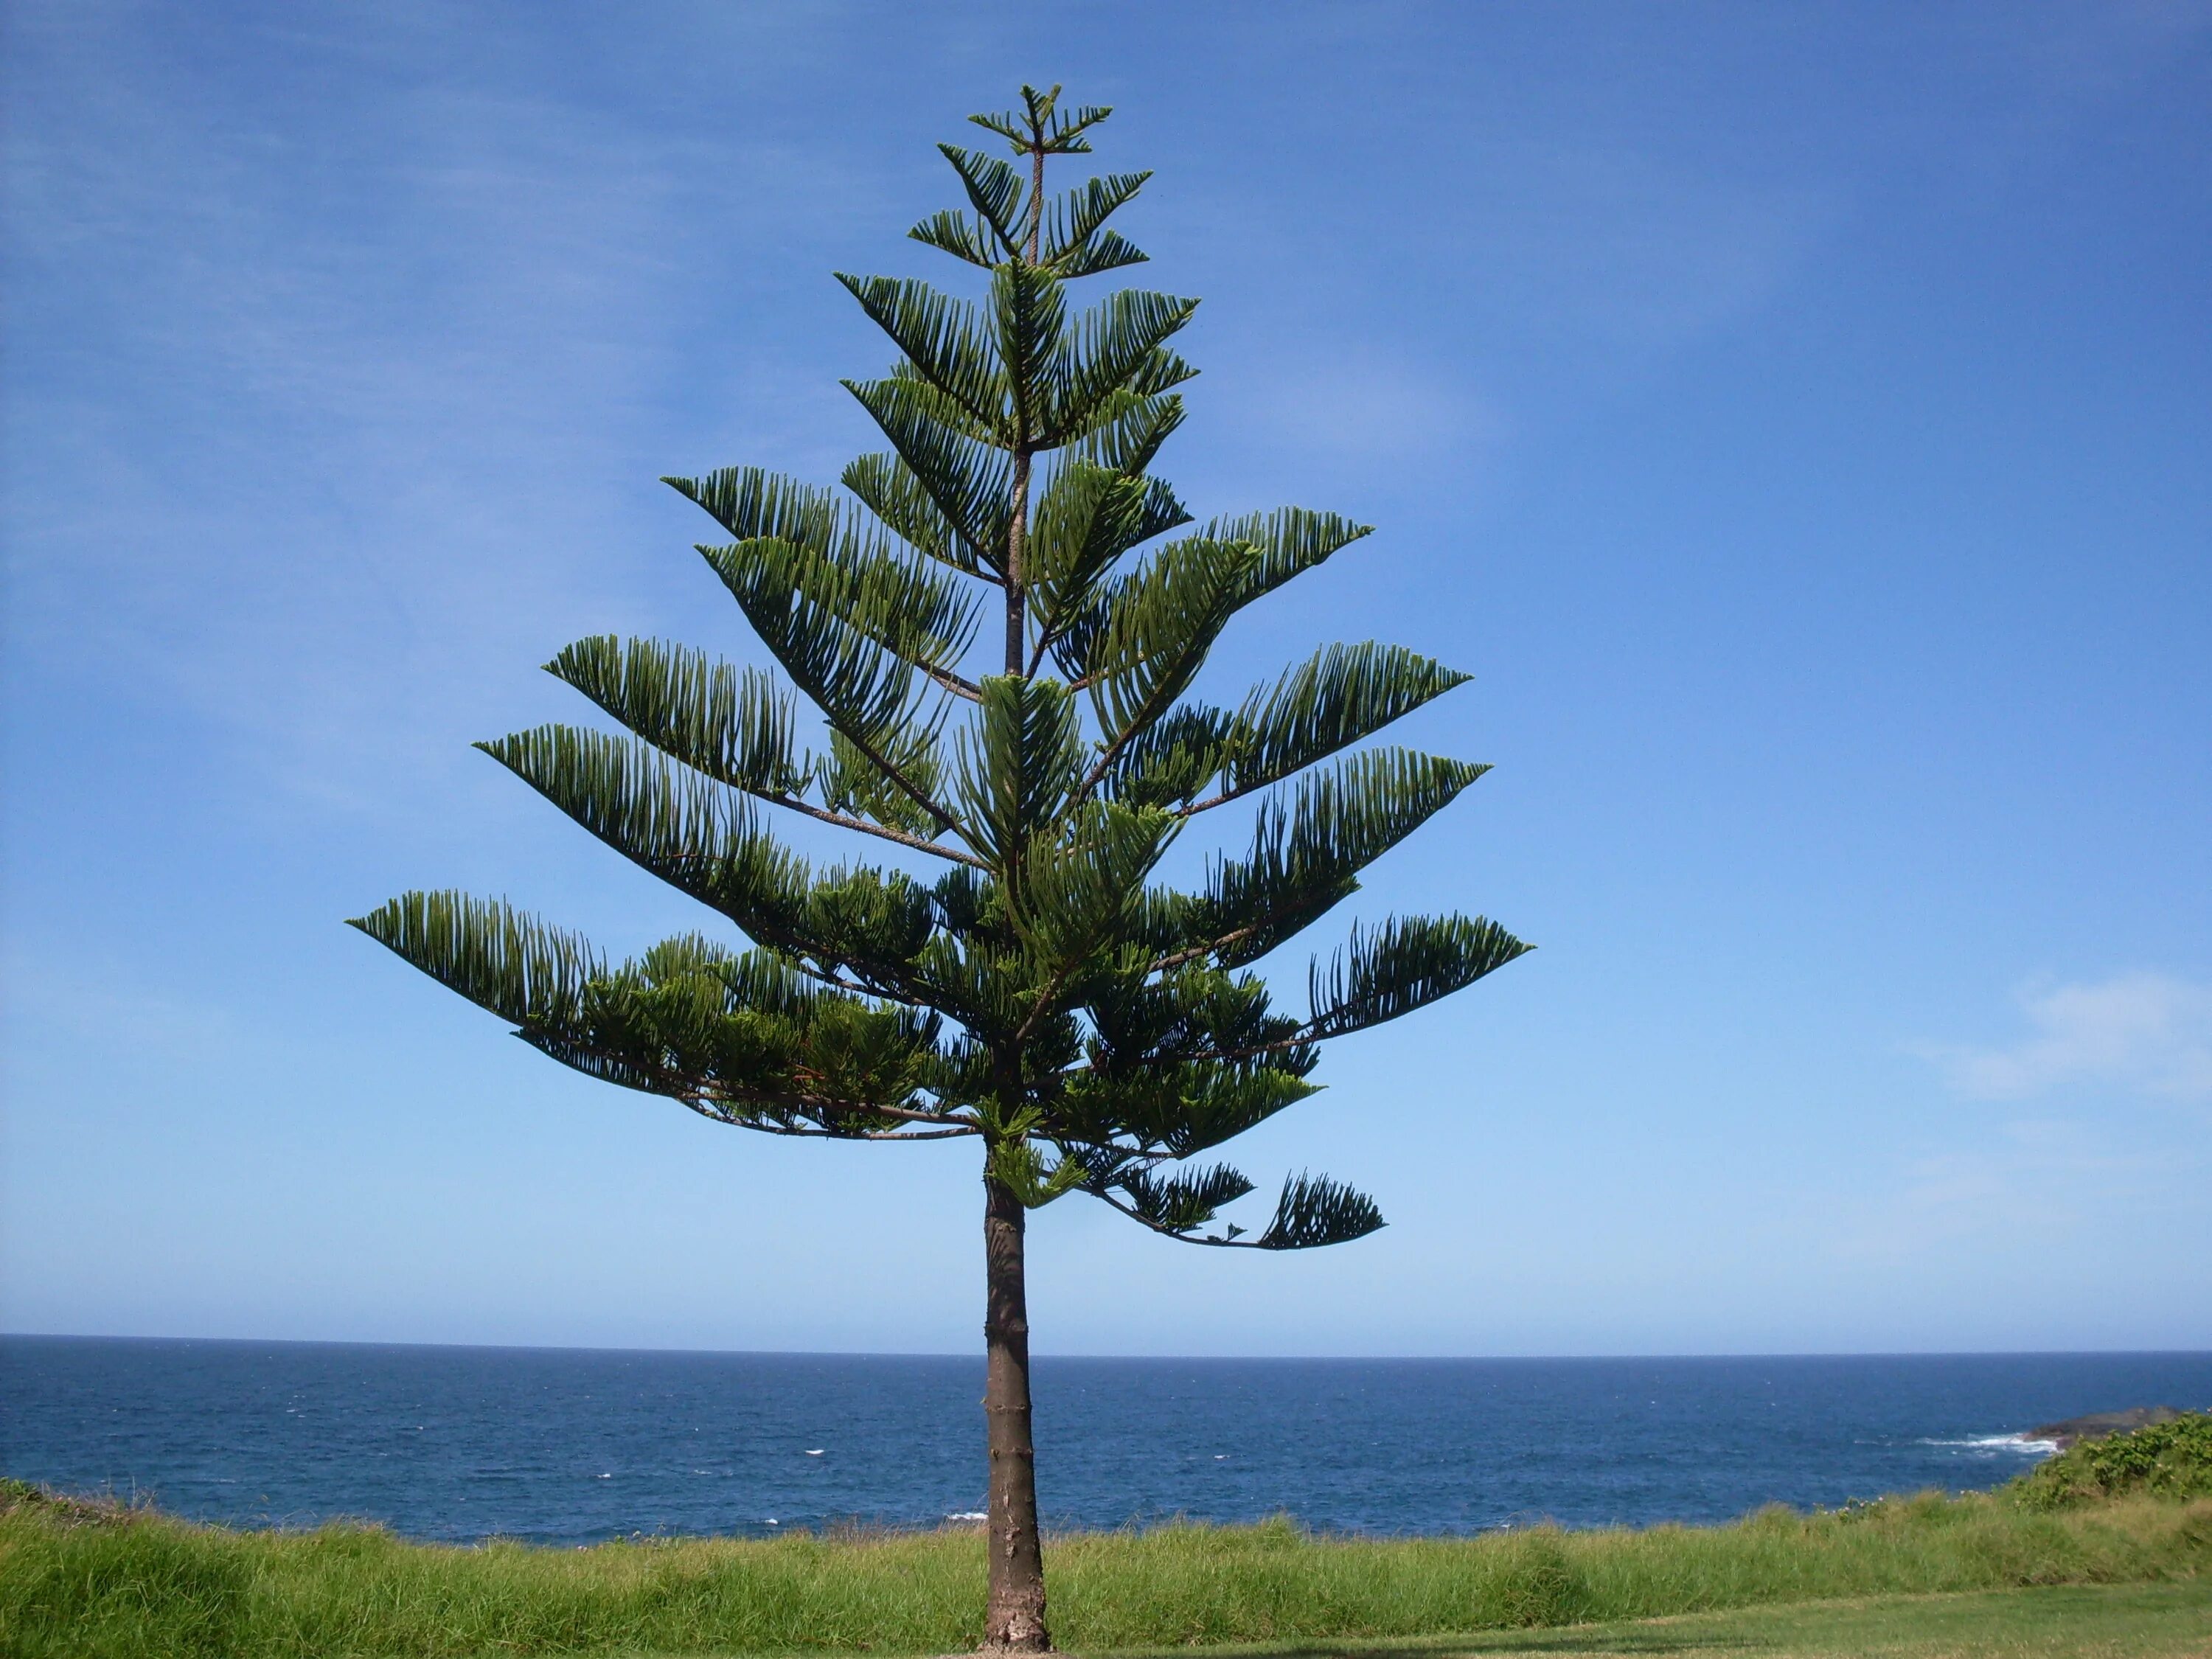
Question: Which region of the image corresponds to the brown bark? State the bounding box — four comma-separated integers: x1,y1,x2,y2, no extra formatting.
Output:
978,121,1056,1657
981,1172,1050,1651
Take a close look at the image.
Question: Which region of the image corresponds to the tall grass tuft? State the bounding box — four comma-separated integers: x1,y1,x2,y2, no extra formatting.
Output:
4,1481,2210,1658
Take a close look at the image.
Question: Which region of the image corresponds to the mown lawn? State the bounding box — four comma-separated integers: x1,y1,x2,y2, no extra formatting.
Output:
1093,1582,2212,1658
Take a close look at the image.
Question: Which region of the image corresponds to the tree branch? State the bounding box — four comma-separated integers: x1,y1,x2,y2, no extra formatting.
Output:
1174,785,1246,818
1087,1183,1264,1246
1011,956,1084,1047
1075,675,1184,801
693,1082,984,1133
683,1098,979,1141
1129,1027,1315,1068
925,666,987,702
835,721,971,847
1145,926,1258,977
758,790,990,869
790,961,928,1006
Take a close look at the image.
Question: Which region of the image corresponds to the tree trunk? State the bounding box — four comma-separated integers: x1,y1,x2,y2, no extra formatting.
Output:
982,1173,1051,1651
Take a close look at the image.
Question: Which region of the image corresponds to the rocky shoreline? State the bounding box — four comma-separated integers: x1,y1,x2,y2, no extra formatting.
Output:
2027,1405,2185,1450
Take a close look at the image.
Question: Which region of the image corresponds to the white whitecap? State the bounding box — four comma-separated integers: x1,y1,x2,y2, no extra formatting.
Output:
1918,1433,2059,1455
945,1511,987,1522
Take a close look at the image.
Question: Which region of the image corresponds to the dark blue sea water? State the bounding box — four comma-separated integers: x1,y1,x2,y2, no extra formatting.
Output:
4,1338,2207,1545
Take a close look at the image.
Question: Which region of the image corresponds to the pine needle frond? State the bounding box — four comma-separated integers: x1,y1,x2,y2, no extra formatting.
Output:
1253,1172,1384,1249
1158,1063,1323,1156
548,636,809,799
1196,748,1489,964
1051,229,1148,280
841,452,984,578
816,728,947,839
1028,461,1189,654
669,468,984,678
481,726,950,996
1045,288,1200,445
933,143,1026,256
1202,507,1373,602
1208,643,1473,807
830,531,986,676
1039,170,1151,273
566,942,952,1130
1060,1054,1316,1161
908,209,1000,270
666,467,838,551
1306,914,1531,1040
349,891,600,1030
1010,801,1178,967
844,378,1014,571
1068,389,1186,474
955,675,1083,867
991,262,1068,436
836,274,1009,437
1082,535,1259,751
699,537,959,827
1099,703,1234,810
478,725,815,946
1115,1161,1253,1234
985,1138,1088,1206
968,86,1111,156
352,891,956,1130
1129,346,1200,396
1080,956,1295,1071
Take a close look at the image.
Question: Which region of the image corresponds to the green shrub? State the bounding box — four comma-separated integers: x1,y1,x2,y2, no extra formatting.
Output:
2009,1411,2212,1509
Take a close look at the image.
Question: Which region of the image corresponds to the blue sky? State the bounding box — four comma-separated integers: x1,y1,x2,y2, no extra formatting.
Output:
4,1,2207,1357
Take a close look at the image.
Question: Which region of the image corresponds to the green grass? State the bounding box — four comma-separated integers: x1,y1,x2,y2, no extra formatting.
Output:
4,1484,2211,1658
1100,1582,2212,1658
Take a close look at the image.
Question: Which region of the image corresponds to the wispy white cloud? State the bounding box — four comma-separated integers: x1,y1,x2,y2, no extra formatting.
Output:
1924,973,2212,1104
1,2,883,818
1829,1117,2191,1265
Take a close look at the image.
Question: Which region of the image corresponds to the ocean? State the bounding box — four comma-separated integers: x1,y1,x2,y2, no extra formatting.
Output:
4,1338,2207,1545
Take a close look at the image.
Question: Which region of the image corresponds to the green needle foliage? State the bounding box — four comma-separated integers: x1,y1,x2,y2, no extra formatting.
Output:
350,83,1528,1652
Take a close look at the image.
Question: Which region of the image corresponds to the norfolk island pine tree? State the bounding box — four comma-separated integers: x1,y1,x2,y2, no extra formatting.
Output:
351,86,1529,1653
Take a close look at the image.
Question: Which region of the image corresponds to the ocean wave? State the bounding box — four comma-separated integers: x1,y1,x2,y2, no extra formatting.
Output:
1918,1433,2059,1456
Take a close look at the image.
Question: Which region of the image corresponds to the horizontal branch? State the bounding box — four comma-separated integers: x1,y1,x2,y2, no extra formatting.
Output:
1146,925,1257,976
696,1082,980,1132
1088,1185,1267,1246
839,722,969,846
789,960,928,1007
925,666,986,701
1174,787,1243,817
757,789,990,869
549,1034,974,1135
1127,1028,1311,1068
681,1099,979,1141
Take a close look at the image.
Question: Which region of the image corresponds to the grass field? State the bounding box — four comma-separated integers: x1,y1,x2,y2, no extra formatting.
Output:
1099,1583,2212,1658
4,1483,2210,1658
